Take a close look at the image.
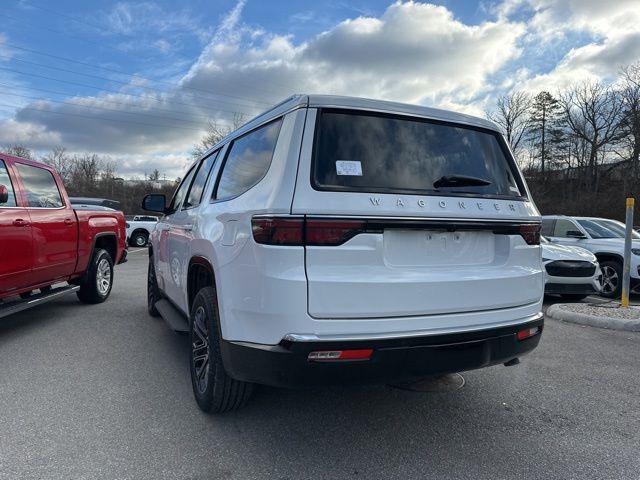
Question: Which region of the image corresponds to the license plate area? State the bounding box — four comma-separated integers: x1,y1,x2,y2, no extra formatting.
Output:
383,229,495,267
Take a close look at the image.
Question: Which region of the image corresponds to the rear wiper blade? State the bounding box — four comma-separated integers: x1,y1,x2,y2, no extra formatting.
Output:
433,174,492,189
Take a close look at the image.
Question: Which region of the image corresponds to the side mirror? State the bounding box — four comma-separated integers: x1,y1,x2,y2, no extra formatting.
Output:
142,194,166,213
566,230,586,239
0,185,8,204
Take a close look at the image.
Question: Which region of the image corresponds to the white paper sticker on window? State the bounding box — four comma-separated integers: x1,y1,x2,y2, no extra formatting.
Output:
336,160,363,176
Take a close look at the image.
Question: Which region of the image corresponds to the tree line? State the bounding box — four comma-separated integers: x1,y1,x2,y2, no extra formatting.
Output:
0,145,177,216
486,62,640,223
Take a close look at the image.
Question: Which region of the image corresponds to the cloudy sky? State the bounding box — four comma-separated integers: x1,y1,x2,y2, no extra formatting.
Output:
0,0,639,179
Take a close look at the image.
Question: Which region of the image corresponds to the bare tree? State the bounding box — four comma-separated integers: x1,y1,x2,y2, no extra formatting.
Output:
42,146,74,185
558,81,624,190
618,63,640,180
487,91,532,158
2,144,33,159
191,113,246,160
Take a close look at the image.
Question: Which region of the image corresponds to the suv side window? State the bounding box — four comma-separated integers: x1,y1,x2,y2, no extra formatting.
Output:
15,163,63,208
0,160,17,207
553,219,580,237
184,150,220,210
214,118,282,200
167,166,197,214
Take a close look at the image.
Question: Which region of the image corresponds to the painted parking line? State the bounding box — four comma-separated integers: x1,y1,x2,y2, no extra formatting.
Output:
128,248,148,254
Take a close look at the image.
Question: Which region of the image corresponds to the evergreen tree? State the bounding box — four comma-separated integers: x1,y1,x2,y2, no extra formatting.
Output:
528,91,562,173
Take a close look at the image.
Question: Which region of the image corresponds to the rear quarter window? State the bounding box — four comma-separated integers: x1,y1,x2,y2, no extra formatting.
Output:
312,109,525,199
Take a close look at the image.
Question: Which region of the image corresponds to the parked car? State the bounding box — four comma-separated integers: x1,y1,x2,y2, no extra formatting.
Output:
125,215,158,247
0,153,127,318
542,215,640,298
142,94,544,413
541,236,601,300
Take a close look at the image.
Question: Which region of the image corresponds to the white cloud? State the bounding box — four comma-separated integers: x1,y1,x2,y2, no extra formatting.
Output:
8,0,638,178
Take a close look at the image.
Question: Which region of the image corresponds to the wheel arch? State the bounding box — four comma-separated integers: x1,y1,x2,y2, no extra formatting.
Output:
93,232,117,263
595,252,623,265
187,256,217,311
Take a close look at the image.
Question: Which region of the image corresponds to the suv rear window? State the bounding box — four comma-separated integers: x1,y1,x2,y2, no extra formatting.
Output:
312,109,524,199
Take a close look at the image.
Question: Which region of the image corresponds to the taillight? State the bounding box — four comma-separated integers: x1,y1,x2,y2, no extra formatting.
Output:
519,224,541,245
251,217,366,246
251,217,304,245
305,219,366,246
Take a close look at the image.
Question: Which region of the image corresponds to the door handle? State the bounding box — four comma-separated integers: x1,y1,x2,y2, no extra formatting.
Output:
13,218,29,227
64,218,74,226
181,224,194,231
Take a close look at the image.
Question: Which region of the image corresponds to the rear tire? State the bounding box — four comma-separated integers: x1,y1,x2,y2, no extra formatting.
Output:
560,294,588,301
599,260,623,299
77,249,114,304
147,258,161,317
189,286,254,413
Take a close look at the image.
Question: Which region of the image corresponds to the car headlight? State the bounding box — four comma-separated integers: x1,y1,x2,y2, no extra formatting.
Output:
632,248,640,256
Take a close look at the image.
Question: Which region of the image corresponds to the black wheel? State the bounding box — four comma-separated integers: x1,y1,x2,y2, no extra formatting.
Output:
41,285,52,294
560,294,588,301
77,249,114,304
19,291,32,299
147,258,161,317
189,286,254,413
599,260,622,298
130,230,149,248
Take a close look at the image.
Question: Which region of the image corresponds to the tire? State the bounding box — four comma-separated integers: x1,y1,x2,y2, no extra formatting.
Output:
77,249,114,304
41,285,52,294
19,291,32,299
560,294,588,301
147,258,161,317
130,230,149,248
189,286,254,413
599,260,623,299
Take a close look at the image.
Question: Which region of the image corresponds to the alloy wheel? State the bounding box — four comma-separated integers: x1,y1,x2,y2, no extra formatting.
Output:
600,265,619,294
192,306,210,395
96,258,112,295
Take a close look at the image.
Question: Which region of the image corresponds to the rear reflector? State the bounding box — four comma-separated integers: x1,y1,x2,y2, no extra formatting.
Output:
516,326,540,341
308,349,373,361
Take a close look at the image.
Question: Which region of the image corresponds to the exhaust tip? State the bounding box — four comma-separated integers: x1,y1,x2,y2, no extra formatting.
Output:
504,358,520,367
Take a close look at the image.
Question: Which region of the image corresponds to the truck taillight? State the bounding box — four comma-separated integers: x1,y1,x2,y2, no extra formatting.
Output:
519,224,541,245
251,217,366,246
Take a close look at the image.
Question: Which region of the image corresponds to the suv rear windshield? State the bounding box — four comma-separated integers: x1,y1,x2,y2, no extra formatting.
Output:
312,109,524,199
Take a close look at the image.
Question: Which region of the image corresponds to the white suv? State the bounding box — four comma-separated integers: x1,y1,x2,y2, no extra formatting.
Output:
542,215,640,298
142,95,544,412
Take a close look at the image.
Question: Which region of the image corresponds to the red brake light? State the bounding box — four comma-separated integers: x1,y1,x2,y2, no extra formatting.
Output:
251,217,304,245
519,224,541,245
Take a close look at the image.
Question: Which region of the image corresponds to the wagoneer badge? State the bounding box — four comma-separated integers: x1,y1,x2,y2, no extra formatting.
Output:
369,197,517,212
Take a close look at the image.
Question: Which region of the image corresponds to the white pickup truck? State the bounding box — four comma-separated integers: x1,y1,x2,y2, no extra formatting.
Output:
125,215,158,247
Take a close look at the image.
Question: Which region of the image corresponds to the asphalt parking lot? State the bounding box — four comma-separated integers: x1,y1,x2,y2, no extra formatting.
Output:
1,251,639,480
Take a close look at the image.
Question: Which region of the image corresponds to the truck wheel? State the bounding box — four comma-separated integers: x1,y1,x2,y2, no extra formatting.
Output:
147,258,161,317
189,286,254,413
599,260,622,299
77,249,114,304
130,230,149,248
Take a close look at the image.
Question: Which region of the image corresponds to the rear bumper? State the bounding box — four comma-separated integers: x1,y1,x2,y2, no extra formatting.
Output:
220,314,544,388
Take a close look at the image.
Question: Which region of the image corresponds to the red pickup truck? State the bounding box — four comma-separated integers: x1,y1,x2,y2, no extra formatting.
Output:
0,153,127,317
